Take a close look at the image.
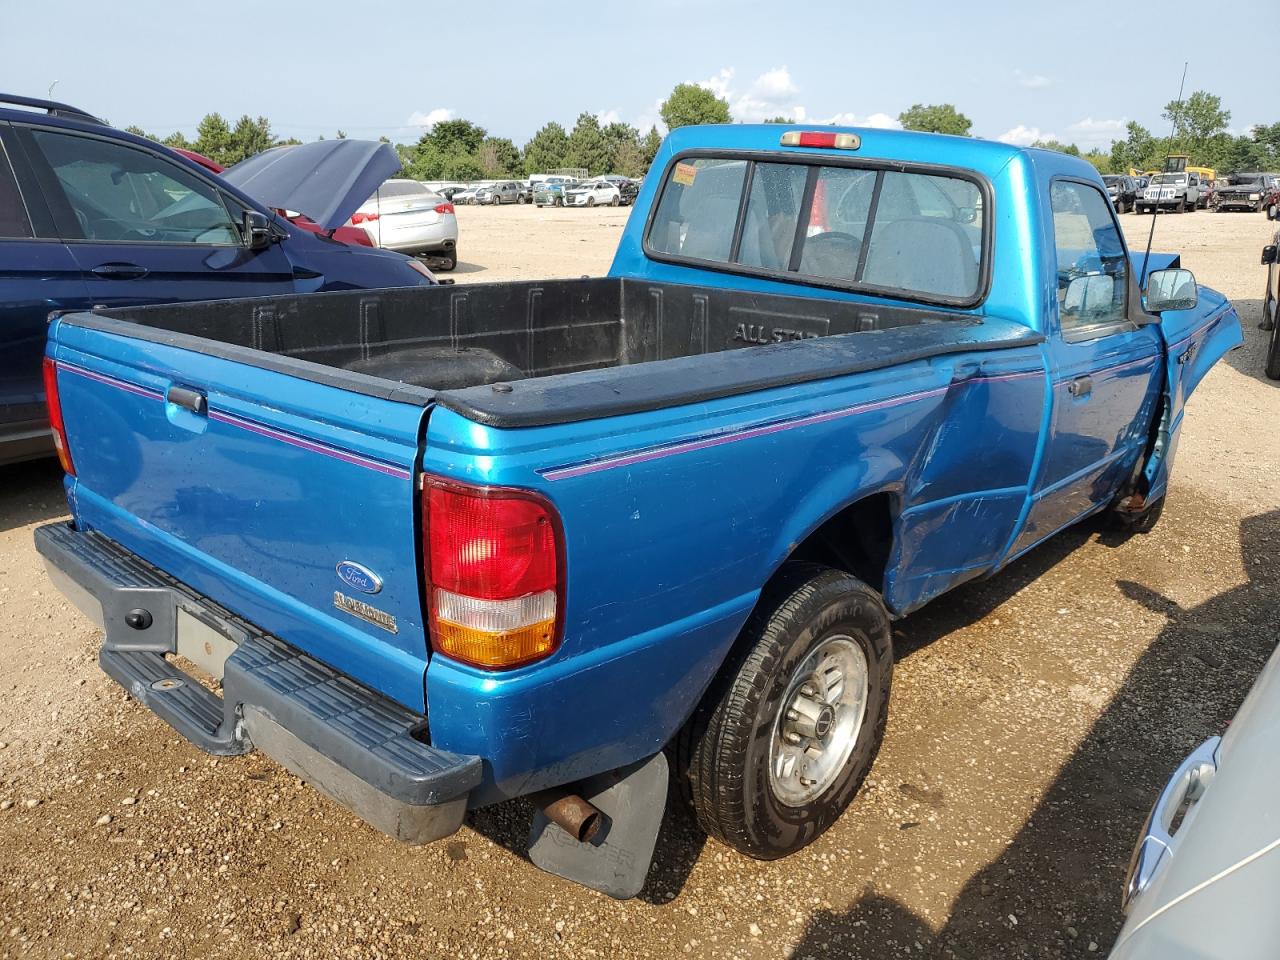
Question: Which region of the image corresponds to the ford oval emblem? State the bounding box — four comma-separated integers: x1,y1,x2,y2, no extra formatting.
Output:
336,561,383,595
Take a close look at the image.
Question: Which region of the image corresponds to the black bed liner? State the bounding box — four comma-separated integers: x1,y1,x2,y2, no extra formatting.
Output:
70,278,1043,428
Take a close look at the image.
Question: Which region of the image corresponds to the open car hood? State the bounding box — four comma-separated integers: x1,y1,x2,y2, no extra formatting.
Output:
223,139,401,232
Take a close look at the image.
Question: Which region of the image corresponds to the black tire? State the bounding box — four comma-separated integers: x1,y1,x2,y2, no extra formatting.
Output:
1267,311,1280,380
610,195,620,206
677,564,893,860
1176,197,1186,213
438,249,457,272
1110,496,1167,534
586,196,595,207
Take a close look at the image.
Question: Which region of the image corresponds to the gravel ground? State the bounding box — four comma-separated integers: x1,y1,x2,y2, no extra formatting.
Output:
0,205,1277,960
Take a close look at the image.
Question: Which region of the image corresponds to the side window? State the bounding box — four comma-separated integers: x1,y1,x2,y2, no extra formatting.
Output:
0,142,33,239
30,130,239,245
647,158,747,263
1050,180,1129,336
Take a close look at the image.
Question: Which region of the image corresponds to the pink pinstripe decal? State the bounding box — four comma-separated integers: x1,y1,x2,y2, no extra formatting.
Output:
206,410,411,480
1052,352,1157,387
57,361,164,401
57,361,410,481
543,368,1046,482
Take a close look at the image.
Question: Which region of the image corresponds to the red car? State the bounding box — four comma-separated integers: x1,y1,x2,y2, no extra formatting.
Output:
171,148,375,247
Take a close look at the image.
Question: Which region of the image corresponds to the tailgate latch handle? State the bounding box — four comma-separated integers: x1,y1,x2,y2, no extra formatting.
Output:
166,385,207,415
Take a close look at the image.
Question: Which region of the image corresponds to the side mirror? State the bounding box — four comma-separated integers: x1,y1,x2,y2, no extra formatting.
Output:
1263,244,1278,266
243,210,273,251
1063,274,1117,319
1143,268,1198,313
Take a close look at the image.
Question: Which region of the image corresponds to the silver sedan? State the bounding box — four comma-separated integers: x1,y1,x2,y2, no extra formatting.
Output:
1110,642,1280,958
349,179,459,270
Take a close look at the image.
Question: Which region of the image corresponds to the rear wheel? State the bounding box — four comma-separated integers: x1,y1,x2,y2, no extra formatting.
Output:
586,196,595,207
677,564,892,860
438,248,457,271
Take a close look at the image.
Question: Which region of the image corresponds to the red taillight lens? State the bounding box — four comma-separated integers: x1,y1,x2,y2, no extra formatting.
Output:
424,478,563,669
41,358,75,476
434,202,455,215
351,211,379,224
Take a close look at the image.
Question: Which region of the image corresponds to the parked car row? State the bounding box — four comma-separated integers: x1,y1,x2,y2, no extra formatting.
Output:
1101,170,1280,216
443,176,643,208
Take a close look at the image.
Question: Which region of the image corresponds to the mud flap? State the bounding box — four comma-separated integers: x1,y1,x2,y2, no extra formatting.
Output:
527,751,668,899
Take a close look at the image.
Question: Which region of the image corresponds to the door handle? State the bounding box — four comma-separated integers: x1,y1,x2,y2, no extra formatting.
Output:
91,263,149,280
166,385,207,415
1068,376,1093,398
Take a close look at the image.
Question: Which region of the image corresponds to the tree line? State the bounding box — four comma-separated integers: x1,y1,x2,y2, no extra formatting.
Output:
124,85,1277,181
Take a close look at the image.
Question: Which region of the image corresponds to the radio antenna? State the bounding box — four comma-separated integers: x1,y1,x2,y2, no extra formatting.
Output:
1139,61,1189,287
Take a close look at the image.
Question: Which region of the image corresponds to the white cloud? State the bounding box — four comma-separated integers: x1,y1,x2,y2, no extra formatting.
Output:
698,67,735,100
821,111,902,130
407,108,454,129
998,125,1055,146
1065,116,1127,149
1013,69,1051,89
751,66,799,101
595,109,621,126
691,65,895,127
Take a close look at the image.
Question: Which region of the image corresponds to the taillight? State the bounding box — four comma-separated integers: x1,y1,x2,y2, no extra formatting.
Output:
41,358,75,476
424,478,563,670
351,211,380,224
434,202,455,215
780,130,861,150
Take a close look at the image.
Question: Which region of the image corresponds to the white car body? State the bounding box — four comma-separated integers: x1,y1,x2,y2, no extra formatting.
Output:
452,186,484,205
563,181,621,207
1110,643,1280,958
349,179,458,266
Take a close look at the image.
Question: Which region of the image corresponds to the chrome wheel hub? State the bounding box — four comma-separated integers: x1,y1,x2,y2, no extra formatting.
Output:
769,635,869,807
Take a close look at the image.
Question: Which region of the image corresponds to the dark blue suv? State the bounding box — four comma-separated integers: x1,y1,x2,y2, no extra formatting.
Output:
0,93,435,466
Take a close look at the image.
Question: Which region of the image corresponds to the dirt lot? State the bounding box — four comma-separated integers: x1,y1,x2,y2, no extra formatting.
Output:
1,205,1277,960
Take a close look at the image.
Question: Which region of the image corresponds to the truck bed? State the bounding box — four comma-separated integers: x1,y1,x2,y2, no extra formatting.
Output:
75,278,1043,427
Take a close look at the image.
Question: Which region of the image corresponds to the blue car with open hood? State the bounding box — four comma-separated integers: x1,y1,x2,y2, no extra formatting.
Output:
33,122,1241,899
0,92,434,466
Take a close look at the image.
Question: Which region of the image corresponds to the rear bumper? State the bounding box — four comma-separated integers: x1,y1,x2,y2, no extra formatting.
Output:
34,521,482,844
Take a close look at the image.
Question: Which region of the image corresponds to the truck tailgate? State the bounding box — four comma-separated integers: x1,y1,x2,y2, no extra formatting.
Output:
49,316,431,710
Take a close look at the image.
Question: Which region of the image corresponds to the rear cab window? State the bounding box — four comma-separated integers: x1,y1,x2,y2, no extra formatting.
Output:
645,152,988,306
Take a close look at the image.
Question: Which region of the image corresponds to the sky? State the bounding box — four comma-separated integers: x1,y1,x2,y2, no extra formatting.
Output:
1,0,1269,151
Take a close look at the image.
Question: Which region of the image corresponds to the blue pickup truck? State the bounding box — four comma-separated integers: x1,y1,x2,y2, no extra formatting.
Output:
35,124,1241,898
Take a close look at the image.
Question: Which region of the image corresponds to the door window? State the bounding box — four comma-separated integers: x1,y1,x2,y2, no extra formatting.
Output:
0,143,32,238
1050,180,1129,337
31,130,240,245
